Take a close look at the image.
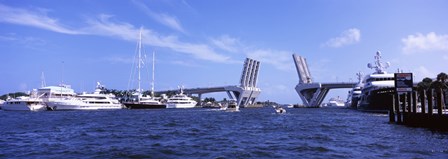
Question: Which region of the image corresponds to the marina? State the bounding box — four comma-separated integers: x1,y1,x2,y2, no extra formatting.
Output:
1,1,448,158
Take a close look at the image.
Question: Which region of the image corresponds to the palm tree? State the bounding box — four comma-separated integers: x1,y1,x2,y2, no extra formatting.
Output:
417,77,433,91
430,72,448,90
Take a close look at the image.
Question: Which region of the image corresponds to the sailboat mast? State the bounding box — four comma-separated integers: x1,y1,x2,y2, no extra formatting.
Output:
137,27,142,98
151,51,155,98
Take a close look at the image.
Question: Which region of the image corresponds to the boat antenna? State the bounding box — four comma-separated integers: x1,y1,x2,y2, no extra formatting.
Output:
41,71,46,88
61,61,64,85
356,71,363,84
368,51,390,74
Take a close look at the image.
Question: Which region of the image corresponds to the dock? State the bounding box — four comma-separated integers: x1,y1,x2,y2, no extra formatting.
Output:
389,88,448,130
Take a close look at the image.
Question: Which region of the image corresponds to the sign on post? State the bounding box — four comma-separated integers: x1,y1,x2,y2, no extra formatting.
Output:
394,73,413,93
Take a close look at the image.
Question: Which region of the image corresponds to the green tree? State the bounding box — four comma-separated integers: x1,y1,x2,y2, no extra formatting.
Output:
0,92,28,100
431,72,448,90
417,77,433,91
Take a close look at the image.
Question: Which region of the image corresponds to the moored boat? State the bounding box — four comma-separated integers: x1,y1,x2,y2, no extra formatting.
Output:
166,87,197,109
123,27,166,109
1,95,46,111
357,51,395,113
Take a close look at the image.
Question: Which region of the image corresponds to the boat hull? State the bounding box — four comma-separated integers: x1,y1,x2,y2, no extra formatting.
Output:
166,103,196,109
124,103,166,109
358,88,394,113
47,101,122,110
1,102,47,111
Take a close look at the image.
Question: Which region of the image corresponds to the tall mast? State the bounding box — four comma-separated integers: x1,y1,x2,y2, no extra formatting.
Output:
137,27,142,99
151,51,155,98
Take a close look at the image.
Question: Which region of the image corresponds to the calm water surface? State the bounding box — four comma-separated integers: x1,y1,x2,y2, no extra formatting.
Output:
1,107,448,158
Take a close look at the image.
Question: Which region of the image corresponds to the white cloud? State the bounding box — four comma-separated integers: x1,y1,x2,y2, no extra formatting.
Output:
401,32,448,54
246,49,294,71
83,15,232,63
0,3,232,63
210,35,240,52
132,0,186,33
322,28,361,48
0,4,82,34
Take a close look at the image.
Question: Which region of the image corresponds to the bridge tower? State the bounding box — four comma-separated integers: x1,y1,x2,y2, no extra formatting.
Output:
230,58,261,107
293,54,355,107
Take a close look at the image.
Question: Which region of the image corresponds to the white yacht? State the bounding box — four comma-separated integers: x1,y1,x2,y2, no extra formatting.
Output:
357,51,395,113
38,84,77,110
43,83,123,110
345,72,364,108
1,91,47,111
75,82,123,110
166,87,197,108
326,96,345,107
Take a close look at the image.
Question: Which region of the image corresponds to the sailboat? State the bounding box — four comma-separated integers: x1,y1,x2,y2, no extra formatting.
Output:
123,27,166,109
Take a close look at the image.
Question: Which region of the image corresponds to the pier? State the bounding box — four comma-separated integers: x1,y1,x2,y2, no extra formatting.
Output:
389,89,448,130
156,58,261,108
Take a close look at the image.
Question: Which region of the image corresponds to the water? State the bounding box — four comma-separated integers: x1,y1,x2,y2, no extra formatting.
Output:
1,107,448,158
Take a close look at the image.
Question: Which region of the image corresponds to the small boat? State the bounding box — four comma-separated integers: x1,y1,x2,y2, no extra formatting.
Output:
166,87,197,109
219,99,239,112
273,105,286,114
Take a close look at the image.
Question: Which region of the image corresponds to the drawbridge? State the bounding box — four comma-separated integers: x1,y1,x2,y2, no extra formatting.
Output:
156,58,261,108
293,54,356,107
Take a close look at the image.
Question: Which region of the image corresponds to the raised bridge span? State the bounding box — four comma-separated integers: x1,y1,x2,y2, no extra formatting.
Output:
293,54,356,107
156,58,261,108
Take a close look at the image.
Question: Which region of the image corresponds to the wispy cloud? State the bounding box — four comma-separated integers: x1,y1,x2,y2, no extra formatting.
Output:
246,49,294,71
83,15,232,63
210,35,241,53
0,4,82,34
322,28,361,48
132,0,185,33
401,32,448,54
209,34,295,71
0,3,232,63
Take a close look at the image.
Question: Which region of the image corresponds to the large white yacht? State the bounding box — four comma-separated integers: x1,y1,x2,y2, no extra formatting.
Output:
1,90,47,111
166,87,197,108
123,27,166,109
75,82,123,110
357,51,395,113
42,83,123,110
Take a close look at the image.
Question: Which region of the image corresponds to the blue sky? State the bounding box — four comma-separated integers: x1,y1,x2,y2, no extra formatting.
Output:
1,0,448,104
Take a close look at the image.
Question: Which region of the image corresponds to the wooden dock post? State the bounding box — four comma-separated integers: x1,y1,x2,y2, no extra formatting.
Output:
389,94,396,123
395,93,401,123
420,90,426,114
428,90,433,115
407,93,412,113
437,88,443,115
412,91,417,113
401,93,407,123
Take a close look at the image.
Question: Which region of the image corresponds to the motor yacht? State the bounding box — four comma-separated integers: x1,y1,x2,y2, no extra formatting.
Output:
357,51,395,113
166,87,197,108
1,90,47,111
